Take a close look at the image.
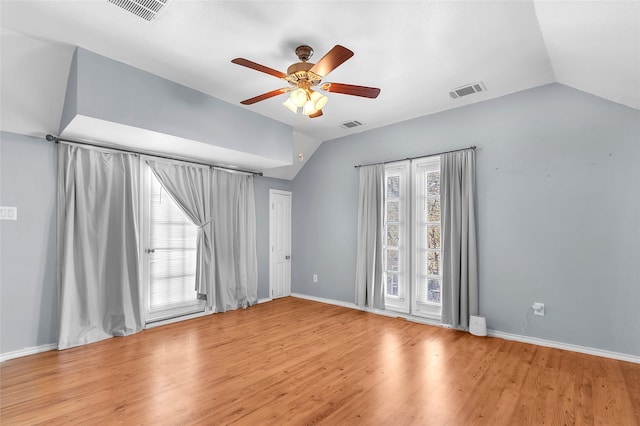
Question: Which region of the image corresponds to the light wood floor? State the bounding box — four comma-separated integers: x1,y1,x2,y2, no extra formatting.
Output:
1,297,639,425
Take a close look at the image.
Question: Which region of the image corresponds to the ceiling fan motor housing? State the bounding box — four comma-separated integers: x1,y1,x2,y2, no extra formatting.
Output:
286,62,322,86
295,45,314,61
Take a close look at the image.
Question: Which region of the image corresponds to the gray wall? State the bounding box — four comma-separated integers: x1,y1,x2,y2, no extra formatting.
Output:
0,132,58,353
253,176,293,300
291,83,640,356
3,83,639,358
0,132,290,354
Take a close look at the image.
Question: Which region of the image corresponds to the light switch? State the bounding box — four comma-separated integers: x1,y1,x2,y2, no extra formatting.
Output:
0,206,18,220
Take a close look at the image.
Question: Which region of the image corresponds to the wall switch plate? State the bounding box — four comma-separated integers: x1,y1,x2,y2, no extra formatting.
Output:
532,302,545,316
0,206,17,220
313,274,318,283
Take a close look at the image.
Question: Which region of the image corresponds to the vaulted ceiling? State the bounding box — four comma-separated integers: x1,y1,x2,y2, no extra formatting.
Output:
1,1,638,177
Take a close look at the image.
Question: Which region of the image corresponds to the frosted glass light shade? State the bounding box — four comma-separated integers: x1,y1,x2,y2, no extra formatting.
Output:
309,91,328,110
283,98,298,113
290,89,308,107
302,100,317,115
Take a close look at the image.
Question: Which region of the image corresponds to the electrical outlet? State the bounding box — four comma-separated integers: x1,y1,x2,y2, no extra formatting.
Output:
313,274,318,283
0,206,17,220
532,302,545,316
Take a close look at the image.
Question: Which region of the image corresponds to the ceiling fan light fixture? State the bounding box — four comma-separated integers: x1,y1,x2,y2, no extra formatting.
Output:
302,100,318,116
290,88,308,107
283,98,298,113
309,90,328,110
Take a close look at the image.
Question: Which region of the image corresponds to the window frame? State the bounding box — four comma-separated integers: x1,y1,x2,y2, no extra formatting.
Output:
383,162,410,313
383,156,442,319
412,156,442,319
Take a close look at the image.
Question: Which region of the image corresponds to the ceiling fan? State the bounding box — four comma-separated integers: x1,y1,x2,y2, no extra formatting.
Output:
231,45,381,118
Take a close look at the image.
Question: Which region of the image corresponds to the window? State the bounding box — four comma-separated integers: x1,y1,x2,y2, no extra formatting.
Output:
412,157,442,317
383,156,441,318
383,164,409,312
143,166,204,322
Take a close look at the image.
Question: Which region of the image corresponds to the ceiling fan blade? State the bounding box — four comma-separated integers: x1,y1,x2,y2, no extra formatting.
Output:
309,109,323,118
321,83,381,99
231,58,287,79
309,45,354,77
240,88,291,105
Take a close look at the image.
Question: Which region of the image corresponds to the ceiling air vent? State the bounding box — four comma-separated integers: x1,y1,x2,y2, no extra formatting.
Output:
449,82,486,99
108,0,172,22
340,120,364,129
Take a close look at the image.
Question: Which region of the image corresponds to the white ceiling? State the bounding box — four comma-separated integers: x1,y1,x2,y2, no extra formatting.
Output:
1,1,639,177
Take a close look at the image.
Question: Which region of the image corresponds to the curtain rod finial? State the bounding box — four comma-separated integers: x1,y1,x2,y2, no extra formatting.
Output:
45,134,57,142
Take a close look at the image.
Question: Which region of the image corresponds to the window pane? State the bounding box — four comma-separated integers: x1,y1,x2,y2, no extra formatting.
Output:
427,197,440,222
387,200,399,222
427,251,440,276
427,172,440,196
386,224,399,247
386,273,398,296
427,278,441,303
387,176,400,198
386,249,399,272
427,225,441,249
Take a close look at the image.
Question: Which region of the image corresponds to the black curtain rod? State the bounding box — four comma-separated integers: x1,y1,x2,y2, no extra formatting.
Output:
354,146,476,169
45,134,264,176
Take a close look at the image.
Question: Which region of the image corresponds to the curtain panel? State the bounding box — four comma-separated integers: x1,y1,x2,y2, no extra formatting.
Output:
440,149,479,329
212,169,258,312
146,160,214,307
57,144,143,350
57,143,260,349
355,164,386,309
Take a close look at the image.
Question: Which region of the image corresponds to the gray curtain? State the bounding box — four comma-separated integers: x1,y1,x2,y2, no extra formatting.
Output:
57,144,142,350
212,169,258,312
146,160,214,307
355,164,386,309
441,149,479,329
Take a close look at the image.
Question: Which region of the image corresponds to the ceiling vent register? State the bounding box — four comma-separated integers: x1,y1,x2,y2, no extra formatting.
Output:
449,82,486,99
340,120,364,129
108,0,171,21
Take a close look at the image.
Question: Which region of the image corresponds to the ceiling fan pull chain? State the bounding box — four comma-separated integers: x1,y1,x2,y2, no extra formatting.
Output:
297,115,306,161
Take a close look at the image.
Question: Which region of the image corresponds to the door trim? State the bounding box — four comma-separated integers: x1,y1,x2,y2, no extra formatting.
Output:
269,189,292,300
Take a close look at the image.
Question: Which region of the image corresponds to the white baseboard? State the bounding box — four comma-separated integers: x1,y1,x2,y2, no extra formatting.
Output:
1,343,57,362
487,330,640,364
290,293,640,364
258,297,272,304
291,293,359,310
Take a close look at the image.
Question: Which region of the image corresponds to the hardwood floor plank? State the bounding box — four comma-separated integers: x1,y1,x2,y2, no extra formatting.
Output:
621,361,640,425
1,297,638,425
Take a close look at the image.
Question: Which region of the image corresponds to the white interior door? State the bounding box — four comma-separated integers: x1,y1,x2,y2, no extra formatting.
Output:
269,190,291,299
